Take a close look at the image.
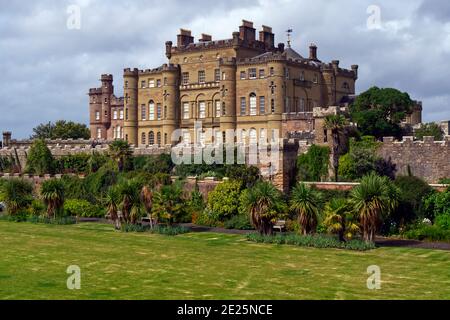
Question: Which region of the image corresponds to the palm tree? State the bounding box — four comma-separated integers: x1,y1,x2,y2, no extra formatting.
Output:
243,181,286,235
324,114,347,182
140,185,154,229
152,183,184,226
290,183,321,235
0,178,33,215
351,173,400,243
40,179,65,219
105,186,121,230
109,140,133,172
323,198,359,242
117,180,140,224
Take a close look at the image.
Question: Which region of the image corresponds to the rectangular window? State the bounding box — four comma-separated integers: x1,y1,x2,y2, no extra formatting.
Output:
198,131,206,146
113,110,118,120
119,110,124,120
240,97,246,116
183,103,190,119
141,81,146,88
240,71,246,80
222,72,226,80
250,95,257,116
141,105,146,120
259,96,265,115
300,98,305,112
300,72,305,81
97,128,102,139
149,79,155,88
198,70,206,84
285,68,290,79
95,111,100,121
214,69,220,82
157,79,161,87
125,81,129,89
149,103,155,121
259,69,265,78
157,104,162,120
215,101,221,118
163,77,168,86
313,74,318,84
199,102,206,119
182,72,189,85
215,130,222,145
183,131,191,145
249,68,257,79
270,67,274,76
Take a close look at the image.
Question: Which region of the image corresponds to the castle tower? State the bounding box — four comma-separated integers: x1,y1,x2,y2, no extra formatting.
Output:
123,68,139,145
2,131,12,148
161,64,180,145
266,60,285,141
101,74,113,128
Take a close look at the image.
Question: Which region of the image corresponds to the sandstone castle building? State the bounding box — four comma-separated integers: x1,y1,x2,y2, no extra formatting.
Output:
89,20,361,145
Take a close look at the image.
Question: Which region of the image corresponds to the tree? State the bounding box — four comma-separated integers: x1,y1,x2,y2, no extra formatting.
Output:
297,145,330,182
290,183,322,235
31,120,90,140
324,114,347,182
207,180,243,221
242,181,286,235
109,140,133,172
117,179,141,224
0,179,33,215
350,173,400,243
350,87,413,139
25,139,55,175
152,183,185,225
40,179,65,218
323,198,359,242
415,123,444,141
140,185,154,229
105,186,121,230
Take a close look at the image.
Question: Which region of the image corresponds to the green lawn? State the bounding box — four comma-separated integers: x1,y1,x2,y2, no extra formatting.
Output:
0,221,450,300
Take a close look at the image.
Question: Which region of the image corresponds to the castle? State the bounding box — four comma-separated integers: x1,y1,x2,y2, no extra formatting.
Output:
89,20,361,146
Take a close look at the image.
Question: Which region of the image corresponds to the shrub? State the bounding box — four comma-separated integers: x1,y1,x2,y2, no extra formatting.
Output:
194,209,221,227
207,180,242,221
54,154,91,174
423,190,450,221
246,233,376,251
25,139,54,175
404,224,450,242
224,214,253,230
133,154,174,174
64,199,105,218
120,224,190,236
0,178,33,215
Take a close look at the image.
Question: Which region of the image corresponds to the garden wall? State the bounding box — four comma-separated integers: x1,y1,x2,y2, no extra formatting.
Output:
378,136,450,184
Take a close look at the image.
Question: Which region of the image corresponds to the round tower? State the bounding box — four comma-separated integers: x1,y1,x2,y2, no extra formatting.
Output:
162,64,179,145
219,58,237,141
101,74,113,128
123,68,139,145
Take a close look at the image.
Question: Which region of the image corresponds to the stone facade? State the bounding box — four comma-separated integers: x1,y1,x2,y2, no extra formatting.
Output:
378,136,450,184
89,20,359,146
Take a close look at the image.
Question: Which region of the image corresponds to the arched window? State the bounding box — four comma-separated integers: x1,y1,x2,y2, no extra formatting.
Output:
249,93,257,116
260,128,267,144
142,132,146,145
149,131,155,145
157,132,161,146
249,128,257,145
149,100,155,120
271,99,275,113
239,129,247,144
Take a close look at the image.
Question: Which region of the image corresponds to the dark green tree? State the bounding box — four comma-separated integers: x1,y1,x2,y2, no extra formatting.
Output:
415,123,444,141
25,139,55,175
31,120,90,140
350,87,413,139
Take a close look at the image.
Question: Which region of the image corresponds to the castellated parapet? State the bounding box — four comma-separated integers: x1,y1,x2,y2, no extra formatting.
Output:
378,136,450,183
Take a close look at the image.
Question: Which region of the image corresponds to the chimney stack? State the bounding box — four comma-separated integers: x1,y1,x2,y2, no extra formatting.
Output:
2,132,12,148
331,60,340,72
239,20,256,43
259,25,275,49
278,42,285,53
309,43,318,60
177,29,194,47
200,34,212,42
351,65,359,80
165,41,173,59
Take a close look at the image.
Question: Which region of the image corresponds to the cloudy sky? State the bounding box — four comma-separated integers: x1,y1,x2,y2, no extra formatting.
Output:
0,0,449,138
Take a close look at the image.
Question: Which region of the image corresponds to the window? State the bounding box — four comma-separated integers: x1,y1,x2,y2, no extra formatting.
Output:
260,129,267,143
240,97,246,116
313,74,318,84
249,93,257,116
104,98,108,104
214,69,220,82
342,82,350,89
113,110,118,120
271,129,278,143
164,133,168,145
142,132,146,145
149,101,155,121
149,79,155,88
149,132,155,145
249,68,257,79
249,129,257,145
182,72,189,85
215,130,222,145
198,70,206,84
271,99,275,113
125,108,129,120
300,98,305,112
259,96,266,115
198,131,206,146
285,97,290,113
271,81,275,95
105,110,108,117
259,69,265,78
125,81,129,89
199,102,206,119
95,111,100,121
97,128,102,139
240,71,246,80
115,126,122,140
270,67,274,76
119,110,124,120
157,104,162,120
285,68,290,79
157,79,162,87
141,105,146,120
222,72,226,80
163,77,168,86
215,101,221,118
157,132,161,146
141,81,146,88
164,106,167,119
300,71,305,81
183,102,190,119
222,102,226,116
183,131,191,145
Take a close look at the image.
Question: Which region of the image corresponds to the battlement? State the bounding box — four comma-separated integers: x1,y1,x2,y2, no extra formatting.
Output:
138,64,179,75
101,74,113,81
123,68,139,77
89,88,103,95
383,136,450,146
